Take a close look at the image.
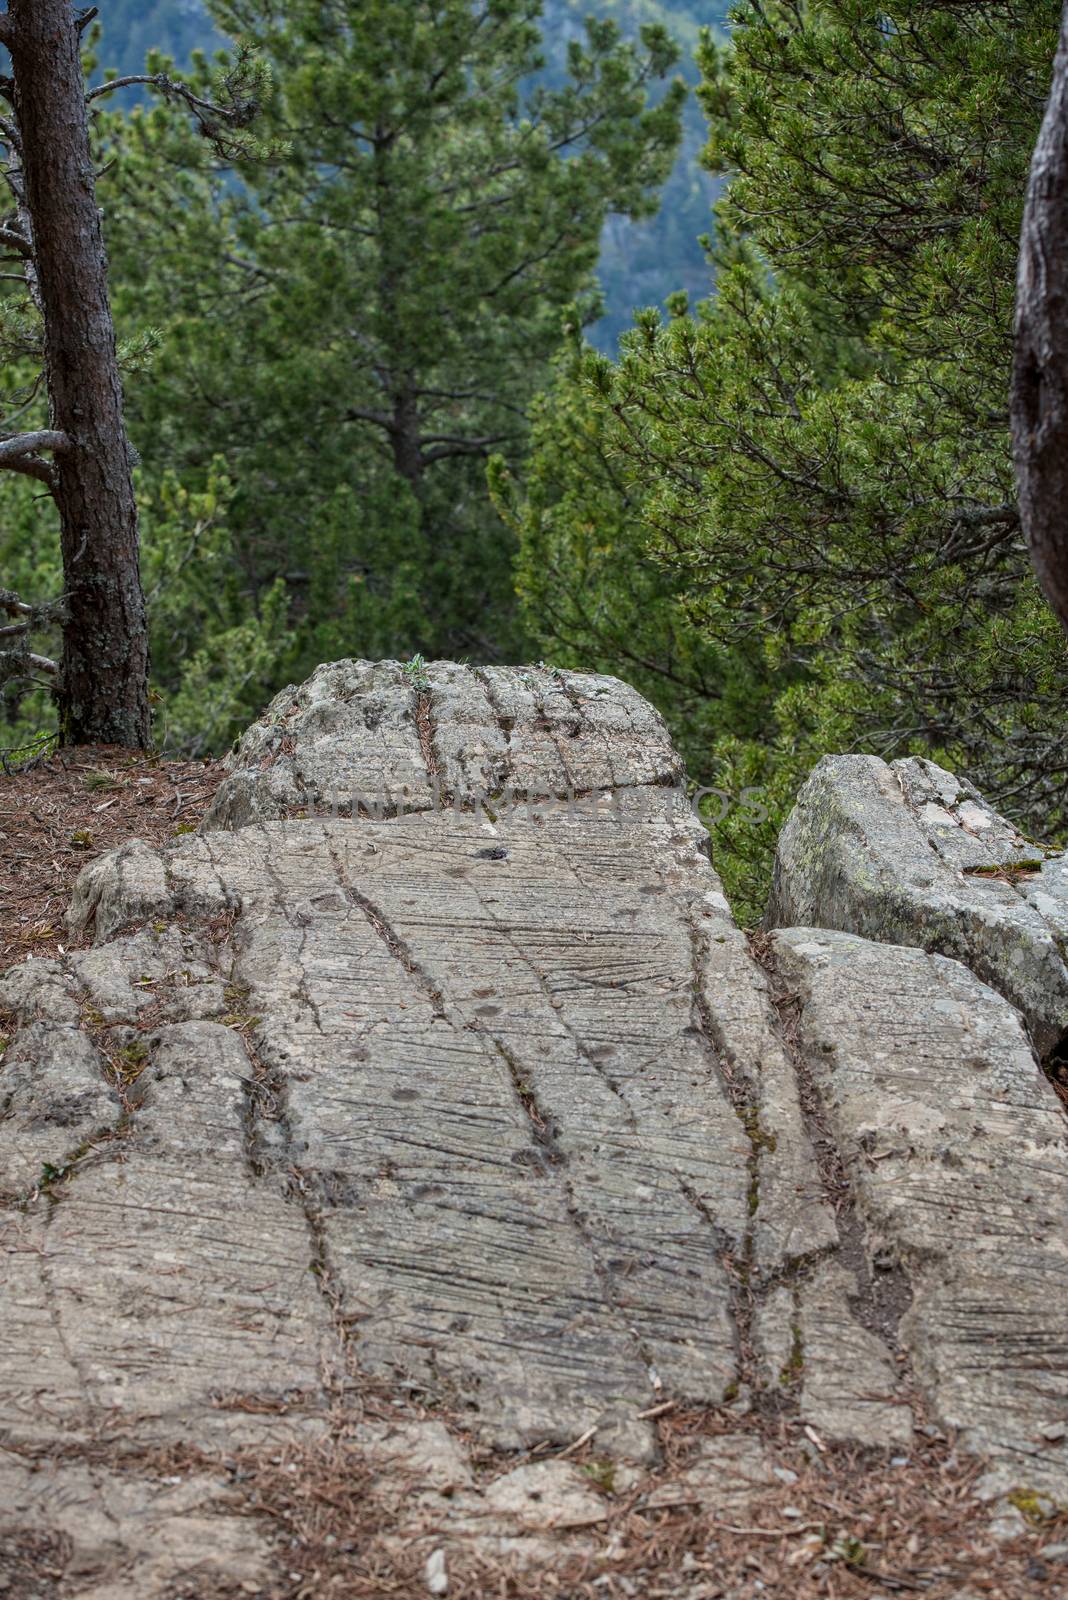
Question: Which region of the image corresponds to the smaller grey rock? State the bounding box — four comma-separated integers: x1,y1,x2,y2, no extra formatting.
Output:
68,837,171,941
0,1023,118,1196
479,1462,607,1530
425,1548,448,1595
768,754,1068,1053
0,958,80,1024
796,1262,913,1448
355,1421,474,1493
644,1434,779,1512
70,927,225,1025
69,835,235,945
752,1284,797,1391
0,1452,274,1598
773,927,1068,1504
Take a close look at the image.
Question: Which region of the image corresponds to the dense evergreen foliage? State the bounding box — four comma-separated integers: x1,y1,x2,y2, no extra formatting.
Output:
2,0,684,752
500,0,1068,916
91,0,725,348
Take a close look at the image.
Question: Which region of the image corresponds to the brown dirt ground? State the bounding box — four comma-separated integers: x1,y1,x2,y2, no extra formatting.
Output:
0,743,224,968
66,1405,1068,1600
7,1401,1067,1600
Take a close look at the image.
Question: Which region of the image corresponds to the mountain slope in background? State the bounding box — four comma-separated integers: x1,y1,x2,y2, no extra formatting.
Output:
98,0,223,73
92,0,725,347
542,0,725,345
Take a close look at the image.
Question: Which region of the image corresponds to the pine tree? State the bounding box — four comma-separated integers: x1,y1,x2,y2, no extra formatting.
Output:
0,0,150,746
0,6,263,750
99,0,685,709
508,0,1068,918
1014,3,1068,636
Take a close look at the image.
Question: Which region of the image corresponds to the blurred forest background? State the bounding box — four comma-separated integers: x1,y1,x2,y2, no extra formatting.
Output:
2,1,1063,919
96,0,722,348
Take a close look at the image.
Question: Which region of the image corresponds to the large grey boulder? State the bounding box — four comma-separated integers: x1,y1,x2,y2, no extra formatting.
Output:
3,659,848,1592
768,753,1068,1056
63,802,833,1461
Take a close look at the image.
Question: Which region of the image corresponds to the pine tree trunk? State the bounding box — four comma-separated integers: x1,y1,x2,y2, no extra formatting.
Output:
389,385,425,491
6,0,151,745
1012,3,1068,639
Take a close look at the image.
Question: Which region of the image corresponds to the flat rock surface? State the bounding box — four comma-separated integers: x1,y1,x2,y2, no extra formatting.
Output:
767,753,1068,1056
3,664,1068,1592
61,807,799,1460
773,927,1068,1501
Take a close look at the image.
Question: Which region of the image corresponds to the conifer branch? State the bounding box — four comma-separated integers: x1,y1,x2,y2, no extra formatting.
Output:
0,430,69,489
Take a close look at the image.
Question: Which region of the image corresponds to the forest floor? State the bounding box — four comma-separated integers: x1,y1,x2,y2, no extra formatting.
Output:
149,1408,1068,1600
0,744,224,970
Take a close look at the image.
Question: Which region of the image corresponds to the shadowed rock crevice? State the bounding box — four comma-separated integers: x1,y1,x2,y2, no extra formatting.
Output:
750,941,914,1360
488,1033,568,1173
1043,1026,1068,1112
329,848,447,1019
414,685,442,785
687,920,768,1214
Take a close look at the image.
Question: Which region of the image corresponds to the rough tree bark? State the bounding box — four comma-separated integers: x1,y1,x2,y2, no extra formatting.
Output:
1012,2,1068,639
1,0,151,745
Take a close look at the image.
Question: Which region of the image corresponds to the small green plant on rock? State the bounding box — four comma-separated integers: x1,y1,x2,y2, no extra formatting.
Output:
742,1107,777,1154
402,652,430,691
1008,1486,1065,1525
221,1010,261,1032
829,1534,868,1567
